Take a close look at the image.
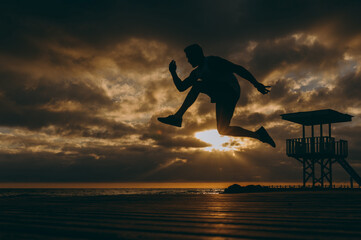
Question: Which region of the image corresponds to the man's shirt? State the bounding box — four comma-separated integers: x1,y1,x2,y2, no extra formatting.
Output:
189,56,241,103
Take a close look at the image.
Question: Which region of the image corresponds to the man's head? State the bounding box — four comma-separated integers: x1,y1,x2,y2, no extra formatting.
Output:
184,44,205,67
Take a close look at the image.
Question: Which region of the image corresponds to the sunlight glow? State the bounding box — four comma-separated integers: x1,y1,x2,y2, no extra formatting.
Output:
195,129,239,152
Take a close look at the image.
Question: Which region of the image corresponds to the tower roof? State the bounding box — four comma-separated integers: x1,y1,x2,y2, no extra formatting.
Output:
281,109,353,126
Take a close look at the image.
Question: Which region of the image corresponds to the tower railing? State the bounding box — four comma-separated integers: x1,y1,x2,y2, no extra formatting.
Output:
286,137,348,158
336,140,348,158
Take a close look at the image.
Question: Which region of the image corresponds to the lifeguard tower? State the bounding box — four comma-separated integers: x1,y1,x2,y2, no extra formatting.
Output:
281,109,361,188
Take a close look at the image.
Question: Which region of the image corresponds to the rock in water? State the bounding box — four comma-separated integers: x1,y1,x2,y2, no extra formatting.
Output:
223,184,270,193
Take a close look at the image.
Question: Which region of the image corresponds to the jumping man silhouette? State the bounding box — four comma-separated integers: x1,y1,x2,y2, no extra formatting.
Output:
158,44,275,147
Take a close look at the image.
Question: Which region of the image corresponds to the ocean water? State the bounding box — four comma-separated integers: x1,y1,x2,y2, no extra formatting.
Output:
0,188,224,197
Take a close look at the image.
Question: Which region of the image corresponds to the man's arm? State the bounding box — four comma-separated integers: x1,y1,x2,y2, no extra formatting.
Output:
231,63,270,95
169,60,197,92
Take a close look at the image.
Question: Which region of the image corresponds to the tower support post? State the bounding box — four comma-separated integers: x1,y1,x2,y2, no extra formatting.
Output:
303,159,306,187
329,158,333,188
320,159,324,187
311,159,315,187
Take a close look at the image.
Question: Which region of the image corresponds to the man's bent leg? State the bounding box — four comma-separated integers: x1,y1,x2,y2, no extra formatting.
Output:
158,85,201,127
174,85,201,118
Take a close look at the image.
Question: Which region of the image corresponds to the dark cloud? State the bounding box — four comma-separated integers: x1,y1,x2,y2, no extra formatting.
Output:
2,1,361,58
232,110,286,129
294,70,361,111
248,36,344,79
0,70,137,137
334,71,361,104
0,71,112,107
0,144,287,182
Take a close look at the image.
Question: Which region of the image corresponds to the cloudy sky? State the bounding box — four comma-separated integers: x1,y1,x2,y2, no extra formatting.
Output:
1,0,361,185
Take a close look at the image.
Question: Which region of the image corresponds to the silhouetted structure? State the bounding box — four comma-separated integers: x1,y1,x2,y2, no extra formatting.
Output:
282,109,361,188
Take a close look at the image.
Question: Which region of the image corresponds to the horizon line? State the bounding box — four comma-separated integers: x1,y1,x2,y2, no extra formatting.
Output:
0,181,355,189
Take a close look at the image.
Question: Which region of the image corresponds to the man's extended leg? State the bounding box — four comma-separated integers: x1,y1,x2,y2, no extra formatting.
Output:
158,85,201,127
215,99,275,147
215,99,258,138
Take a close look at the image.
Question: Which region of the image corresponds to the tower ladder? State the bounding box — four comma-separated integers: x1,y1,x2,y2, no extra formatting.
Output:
337,158,361,186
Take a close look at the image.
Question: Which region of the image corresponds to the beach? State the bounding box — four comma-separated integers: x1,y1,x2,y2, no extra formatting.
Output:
1,190,361,239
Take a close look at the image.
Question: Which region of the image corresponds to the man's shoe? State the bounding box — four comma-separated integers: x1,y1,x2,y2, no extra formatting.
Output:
157,115,182,127
256,126,276,148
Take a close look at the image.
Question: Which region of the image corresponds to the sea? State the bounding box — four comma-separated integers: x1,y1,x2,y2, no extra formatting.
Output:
0,188,224,197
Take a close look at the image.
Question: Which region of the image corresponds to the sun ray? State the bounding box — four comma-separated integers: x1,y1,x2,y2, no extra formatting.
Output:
195,129,241,151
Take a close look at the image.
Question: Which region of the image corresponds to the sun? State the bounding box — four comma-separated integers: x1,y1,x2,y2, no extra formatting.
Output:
195,129,239,151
